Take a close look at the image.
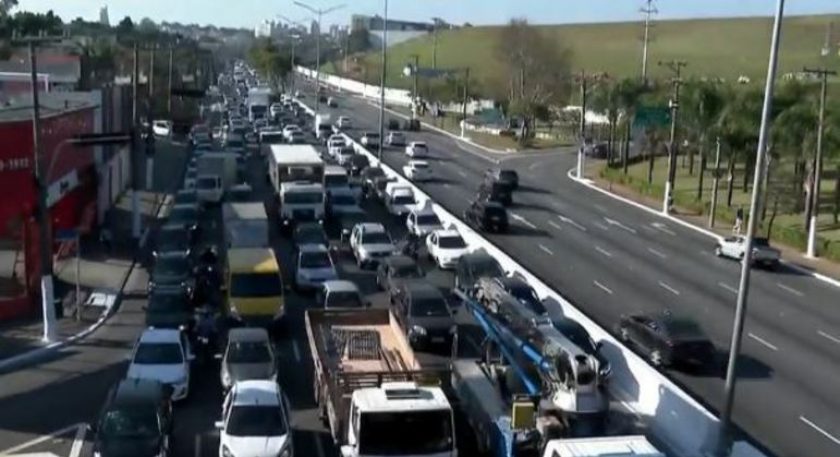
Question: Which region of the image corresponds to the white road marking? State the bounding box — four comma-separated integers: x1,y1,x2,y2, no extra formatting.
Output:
539,244,554,256
509,212,537,229
594,222,609,230
595,246,613,257
658,281,680,295
457,170,467,178
69,423,86,457
443,183,451,188
313,432,327,457
776,283,804,297
800,416,840,446
651,222,676,236
558,214,587,231
604,216,638,234
194,434,202,457
594,204,607,213
292,339,302,362
748,332,778,351
528,162,540,171
593,280,614,294
818,330,840,345
647,247,667,259
548,220,563,231
718,282,739,294
0,423,87,455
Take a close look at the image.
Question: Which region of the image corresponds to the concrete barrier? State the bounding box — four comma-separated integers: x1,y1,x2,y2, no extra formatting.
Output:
293,92,767,457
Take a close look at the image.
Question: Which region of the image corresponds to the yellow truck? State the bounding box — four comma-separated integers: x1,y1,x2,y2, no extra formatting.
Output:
225,247,284,325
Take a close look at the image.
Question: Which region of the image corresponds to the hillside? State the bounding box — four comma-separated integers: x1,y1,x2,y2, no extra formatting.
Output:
337,14,840,92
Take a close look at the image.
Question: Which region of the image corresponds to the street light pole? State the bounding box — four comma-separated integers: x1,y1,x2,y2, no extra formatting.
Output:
293,2,345,112
709,136,722,228
577,70,588,179
460,67,470,138
660,59,687,214
167,45,174,115
640,0,657,84
716,1,786,454
131,42,141,241
804,67,836,258
377,0,389,160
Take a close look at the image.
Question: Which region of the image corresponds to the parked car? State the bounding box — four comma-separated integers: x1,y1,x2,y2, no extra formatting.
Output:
92,378,173,457
350,222,396,268
360,132,380,148
714,236,781,268
295,244,338,291
455,250,505,293
126,328,193,401
387,131,406,147
220,328,277,391
426,229,470,269
464,199,509,233
376,255,424,293
392,280,455,350
216,381,293,457
405,141,429,158
403,160,432,181
406,204,443,237
316,280,366,309
618,312,716,369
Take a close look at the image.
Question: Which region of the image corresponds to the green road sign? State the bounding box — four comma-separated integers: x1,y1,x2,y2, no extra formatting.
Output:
633,106,671,130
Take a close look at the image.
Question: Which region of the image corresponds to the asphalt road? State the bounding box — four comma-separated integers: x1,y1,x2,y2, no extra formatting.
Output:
306,84,840,457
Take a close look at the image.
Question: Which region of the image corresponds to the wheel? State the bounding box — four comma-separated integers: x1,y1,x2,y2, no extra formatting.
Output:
650,349,663,367
714,245,722,257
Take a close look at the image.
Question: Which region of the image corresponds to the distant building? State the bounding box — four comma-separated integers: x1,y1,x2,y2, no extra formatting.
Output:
0,52,82,96
350,14,434,48
255,19,275,38
310,20,319,36
99,6,110,26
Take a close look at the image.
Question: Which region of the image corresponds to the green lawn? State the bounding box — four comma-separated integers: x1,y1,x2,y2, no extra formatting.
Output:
597,156,840,260
337,14,840,94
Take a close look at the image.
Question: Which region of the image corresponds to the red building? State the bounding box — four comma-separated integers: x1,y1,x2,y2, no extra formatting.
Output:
0,94,97,320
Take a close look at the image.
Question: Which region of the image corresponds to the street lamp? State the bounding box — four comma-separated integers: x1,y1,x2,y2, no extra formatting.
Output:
377,0,389,159
293,1,346,111
277,15,310,93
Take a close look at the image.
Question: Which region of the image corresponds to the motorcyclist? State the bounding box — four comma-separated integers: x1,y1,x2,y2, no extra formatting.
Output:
194,306,218,362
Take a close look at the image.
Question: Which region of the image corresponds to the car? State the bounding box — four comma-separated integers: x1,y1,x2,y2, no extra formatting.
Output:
376,255,424,293
293,222,329,249
216,381,293,457
391,280,455,350
127,328,193,401
166,204,199,234
477,180,513,206
335,146,356,166
618,312,716,369
372,176,398,202
484,168,519,190
336,116,352,129
346,154,370,176
327,135,347,158
220,328,277,391
174,189,201,214
227,183,254,202
316,280,366,309
326,192,363,220
144,288,193,330
327,97,338,108
387,131,406,147
406,204,443,237
405,141,429,158
464,199,509,233
714,236,780,268
384,185,417,217
225,134,246,154
361,166,386,194
269,103,283,118
454,250,505,293
295,244,338,291
92,378,173,457
153,120,173,137
426,229,470,269
473,276,544,316
387,118,401,130
287,130,306,144
350,222,396,268
403,160,432,181
154,224,194,258
148,251,195,296
360,132,380,148
282,125,301,142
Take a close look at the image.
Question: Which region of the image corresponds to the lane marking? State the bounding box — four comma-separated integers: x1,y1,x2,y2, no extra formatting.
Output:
539,244,554,256
776,283,804,297
558,214,587,231
509,212,537,230
647,247,667,259
292,340,302,362
800,416,840,446
595,246,613,258
69,423,86,457
658,281,680,296
443,183,451,188
457,170,467,178
593,280,614,295
194,433,202,457
818,330,840,345
0,423,87,455
594,222,609,230
594,204,607,213
604,216,638,234
748,332,778,351
718,282,739,294
528,162,540,171
651,222,676,236
548,220,563,231
313,432,327,457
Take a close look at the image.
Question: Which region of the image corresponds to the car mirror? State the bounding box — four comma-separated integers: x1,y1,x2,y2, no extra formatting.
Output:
214,421,224,430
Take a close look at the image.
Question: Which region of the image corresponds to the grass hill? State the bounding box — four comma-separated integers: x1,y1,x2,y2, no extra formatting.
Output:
336,14,840,91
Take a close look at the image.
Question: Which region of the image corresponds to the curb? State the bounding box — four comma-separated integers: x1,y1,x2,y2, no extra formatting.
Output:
0,193,171,374
567,168,840,290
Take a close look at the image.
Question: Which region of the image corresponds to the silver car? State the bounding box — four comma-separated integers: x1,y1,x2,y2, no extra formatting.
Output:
220,328,276,390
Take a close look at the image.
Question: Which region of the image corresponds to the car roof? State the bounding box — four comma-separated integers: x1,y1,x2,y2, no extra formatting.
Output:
232,380,282,406
228,327,270,342
385,255,416,267
402,280,443,299
323,280,359,293
462,250,497,264
111,378,166,407
299,244,329,254
355,222,386,233
434,229,462,238
139,328,182,344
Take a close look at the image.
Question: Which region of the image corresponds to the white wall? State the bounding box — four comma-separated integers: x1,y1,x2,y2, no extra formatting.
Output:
369,30,429,48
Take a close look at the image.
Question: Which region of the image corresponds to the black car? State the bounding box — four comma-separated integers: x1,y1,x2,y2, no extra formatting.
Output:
387,118,401,130
618,312,716,369
154,224,194,257
455,251,505,293
392,280,455,350
293,222,329,249
173,189,200,213
144,289,193,329
167,204,199,234
361,166,386,194
464,199,509,233
484,168,519,191
346,154,370,176
92,378,172,457
477,181,513,206
552,316,611,378
377,255,424,294
148,252,194,295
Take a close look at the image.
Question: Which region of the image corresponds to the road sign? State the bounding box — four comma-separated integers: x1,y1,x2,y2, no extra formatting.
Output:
633,106,671,130
55,228,79,242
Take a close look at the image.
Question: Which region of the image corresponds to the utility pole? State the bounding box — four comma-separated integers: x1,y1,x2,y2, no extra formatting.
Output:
343,31,349,74
660,59,687,214
717,1,786,455
12,31,66,343
432,26,438,69
149,45,155,101
290,37,297,93
131,42,142,241
576,70,588,179
377,0,389,159
167,45,174,115
709,136,722,227
640,0,657,84
461,67,470,138
803,67,836,258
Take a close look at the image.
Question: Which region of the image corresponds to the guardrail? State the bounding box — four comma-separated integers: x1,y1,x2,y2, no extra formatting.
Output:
293,85,768,457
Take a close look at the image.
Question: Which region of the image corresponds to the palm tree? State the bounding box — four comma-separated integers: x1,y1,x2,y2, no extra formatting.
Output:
589,80,621,165
716,87,762,207
682,80,725,200
615,78,646,174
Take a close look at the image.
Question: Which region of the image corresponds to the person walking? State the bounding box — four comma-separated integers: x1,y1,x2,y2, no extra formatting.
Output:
733,206,744,235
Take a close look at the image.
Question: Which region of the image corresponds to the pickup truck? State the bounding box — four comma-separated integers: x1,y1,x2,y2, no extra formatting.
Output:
714,236,781,268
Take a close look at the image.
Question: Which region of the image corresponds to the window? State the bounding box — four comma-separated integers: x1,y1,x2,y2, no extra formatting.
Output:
416,214,440,226
358,410,453,455
197,177,219,190
134,342,183,364
227,341,272,364
100,408,159,439
362,232,391,245
438,236,466,249
300,251,332,269
411,296,450,317
230,273,282,297
324,174,349,187
392,195,415,205
284,191,324,204
226,405,287,437
325,291,364,308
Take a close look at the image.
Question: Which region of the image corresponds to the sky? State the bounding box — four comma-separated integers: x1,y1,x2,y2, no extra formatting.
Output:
15,0,840,30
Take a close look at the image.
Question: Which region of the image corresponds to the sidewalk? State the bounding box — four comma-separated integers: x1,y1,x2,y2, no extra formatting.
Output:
0,190,170,364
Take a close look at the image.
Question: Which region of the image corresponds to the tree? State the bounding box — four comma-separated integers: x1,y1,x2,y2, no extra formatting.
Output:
589,80,621,164
717,87,762,207
0,0,17,18
682,80,725,200
116,16,134,36
347,28,369,54
247,38,291,89
615,78,647,173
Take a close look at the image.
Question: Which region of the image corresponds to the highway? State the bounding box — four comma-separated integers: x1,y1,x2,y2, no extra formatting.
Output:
308,83,840,457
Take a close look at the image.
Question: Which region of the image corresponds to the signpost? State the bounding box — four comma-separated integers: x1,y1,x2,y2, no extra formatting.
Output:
56,228,80,318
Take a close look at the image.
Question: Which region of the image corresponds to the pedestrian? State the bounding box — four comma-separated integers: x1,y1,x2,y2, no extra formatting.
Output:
733,206,744,235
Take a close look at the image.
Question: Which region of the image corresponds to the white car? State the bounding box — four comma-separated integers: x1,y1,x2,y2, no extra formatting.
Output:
196,175,223,204
406,204,443,237
402,160,432,181
405,141,429,158
336,147,355,166
715,236,781,268
127,328,193,401
384,186,417,217
295,244,338,290
269,103,283,118
387,131,406,147
336,116,352,129
287,131,306,144
216,380,293,457
153,120,173,137
426,229,470,269
327,136,347,159
350,223,396,268
360,132,380,148
282,125,301,142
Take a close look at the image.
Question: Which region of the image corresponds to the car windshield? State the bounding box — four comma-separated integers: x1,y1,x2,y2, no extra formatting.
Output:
175,192,196,204
393,263,422,278
226,405,287,437
393,195,415,205
412,162,429,169
412,143,428,150
508,284,545,313
155,257,188,276
227,341,272,364
358,410,453,455
664,319,706,340
101,408,159,439
230,273,282,297
284,191,323,204
147,293,185,312
411,296,449,317
362,232,391,245
301,251,332,269
324,174,349,186
499,170,518,181
262,133,284,144
417,214,440,226
365,168,385,179
158,231,189,250
438,235,466,249
133,342,183,364
331,194,356,206
473,259,504,278
197,177,218,189
365,133,380,139
325,291,364,308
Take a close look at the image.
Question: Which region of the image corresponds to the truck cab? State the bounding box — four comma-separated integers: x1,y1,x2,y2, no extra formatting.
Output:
279,181,326,228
